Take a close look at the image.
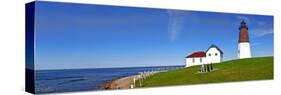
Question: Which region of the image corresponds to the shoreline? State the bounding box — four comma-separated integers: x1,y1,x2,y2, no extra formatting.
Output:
101,70,168,90
101,75,139,89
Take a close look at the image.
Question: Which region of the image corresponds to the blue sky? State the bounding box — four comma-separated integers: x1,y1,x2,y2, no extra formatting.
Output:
34,1,273,70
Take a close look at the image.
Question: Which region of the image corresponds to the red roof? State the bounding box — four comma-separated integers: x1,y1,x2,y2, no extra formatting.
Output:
185,51,206,58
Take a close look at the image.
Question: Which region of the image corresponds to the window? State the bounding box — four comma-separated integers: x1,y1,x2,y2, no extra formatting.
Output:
209,53,211,56
215,53,218,56
200,58,202,63
192,58,195,63
238,50,240,54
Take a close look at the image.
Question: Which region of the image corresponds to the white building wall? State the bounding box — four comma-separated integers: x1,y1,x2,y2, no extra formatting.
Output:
185,57,206,67
206,48,222,64
238,42,251,59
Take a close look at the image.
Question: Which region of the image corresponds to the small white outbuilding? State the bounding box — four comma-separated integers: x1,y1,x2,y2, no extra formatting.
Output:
185,44,223,67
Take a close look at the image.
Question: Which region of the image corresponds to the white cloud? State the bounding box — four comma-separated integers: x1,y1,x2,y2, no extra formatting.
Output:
236,15,250,24
251,28,273,38
257,21,266,26
167,10,189,42
251,42,261,47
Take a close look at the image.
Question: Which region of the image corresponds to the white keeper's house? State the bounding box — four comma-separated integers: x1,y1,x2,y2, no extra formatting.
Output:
185,44,223,67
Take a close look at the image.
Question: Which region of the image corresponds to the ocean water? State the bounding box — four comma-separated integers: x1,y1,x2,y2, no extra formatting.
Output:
35,66,184,93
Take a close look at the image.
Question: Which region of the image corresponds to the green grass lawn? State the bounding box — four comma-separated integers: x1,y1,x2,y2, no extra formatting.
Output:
136,56,273,87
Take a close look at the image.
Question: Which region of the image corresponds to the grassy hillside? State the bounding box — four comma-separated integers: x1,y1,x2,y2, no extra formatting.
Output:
136,56,273,87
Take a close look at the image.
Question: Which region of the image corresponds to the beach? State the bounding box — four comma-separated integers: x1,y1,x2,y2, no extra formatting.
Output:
102,75,139,89
102,70,171,90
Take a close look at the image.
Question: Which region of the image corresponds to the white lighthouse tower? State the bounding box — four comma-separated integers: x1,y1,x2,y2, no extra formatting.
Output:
238,20,251,59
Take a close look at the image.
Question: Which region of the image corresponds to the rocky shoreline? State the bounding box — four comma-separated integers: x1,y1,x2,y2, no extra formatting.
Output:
101,75,139,90
101,70,167,90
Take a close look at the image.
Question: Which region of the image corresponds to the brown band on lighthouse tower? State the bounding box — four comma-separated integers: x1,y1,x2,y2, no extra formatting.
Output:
238,20,249,43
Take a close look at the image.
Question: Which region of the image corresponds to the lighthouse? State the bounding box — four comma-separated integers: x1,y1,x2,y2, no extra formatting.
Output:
238,20,251,59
